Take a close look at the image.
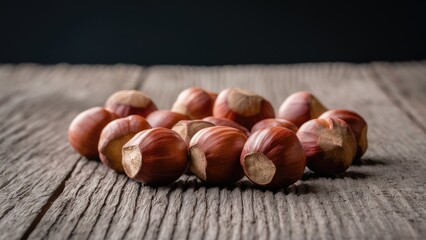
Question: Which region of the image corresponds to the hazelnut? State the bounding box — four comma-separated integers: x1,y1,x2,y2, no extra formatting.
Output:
189,126,247,185
105,90,158,117
319,109,368,162
146,110,190,128
171,120,215,145
297,118,357,175
98,115,151,172
122,128,188,185
278,91,327,127
68,107,119,159
202,116,250,137
213,88,275,130
171,87,216,119
251,118,299,134
241,127,306,188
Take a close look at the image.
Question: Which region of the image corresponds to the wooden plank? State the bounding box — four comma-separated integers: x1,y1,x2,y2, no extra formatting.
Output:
371,61,426,132
0,64,144,240
27,63,426,239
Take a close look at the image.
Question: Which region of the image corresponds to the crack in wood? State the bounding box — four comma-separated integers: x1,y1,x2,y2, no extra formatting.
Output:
140,188,157,239
149,184,175,239
103,178,129,239
121,183,142,239
168,187,184,239
66,164,110,240
19,158,80,240
0,64,146,240
85,174,119,240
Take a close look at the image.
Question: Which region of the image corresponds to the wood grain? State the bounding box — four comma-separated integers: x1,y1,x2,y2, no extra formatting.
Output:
1,63,426,240
0,64,144,240
17,63,426,240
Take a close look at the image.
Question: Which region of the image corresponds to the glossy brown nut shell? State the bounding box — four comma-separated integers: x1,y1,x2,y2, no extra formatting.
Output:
213,88,275,130
278,91,327,127
146,110,190,128
319,109,368,161
68,107,119,159
171,87,216,119
105,90,157,117
297,118,357,175
189,126,247,185
251,118,299,133
98,115,151,172
122,128,188,185
241,127,306,188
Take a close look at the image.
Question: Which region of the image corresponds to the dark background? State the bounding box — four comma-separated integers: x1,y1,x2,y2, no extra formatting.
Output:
1,1,425,65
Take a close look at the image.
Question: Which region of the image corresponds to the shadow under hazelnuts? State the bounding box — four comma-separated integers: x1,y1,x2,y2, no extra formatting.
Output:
301,170,369,181
351,158,386,166
141,175,318,195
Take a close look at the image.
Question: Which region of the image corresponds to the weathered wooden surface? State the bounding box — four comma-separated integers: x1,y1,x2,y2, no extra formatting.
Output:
1,63,426,240
0,64,144,240
372,62,426,132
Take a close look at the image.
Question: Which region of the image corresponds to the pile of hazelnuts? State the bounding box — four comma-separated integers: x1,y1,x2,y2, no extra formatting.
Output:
68,87,368,188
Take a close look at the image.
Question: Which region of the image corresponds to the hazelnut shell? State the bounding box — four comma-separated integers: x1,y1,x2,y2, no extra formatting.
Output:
241,127,306,188
297,118,357,175
68,107,119,159
319,109,368,161
189,126,247,185
98,115,151,172
146,110,190,128
278,91,327,127
105,90,157,117
171,87,215,119
213,88,275,130
251,118,299,133
122,127,188,185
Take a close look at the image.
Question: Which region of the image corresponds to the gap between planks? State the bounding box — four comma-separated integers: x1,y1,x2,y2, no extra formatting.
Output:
14,65,147,240
20,161,79,240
